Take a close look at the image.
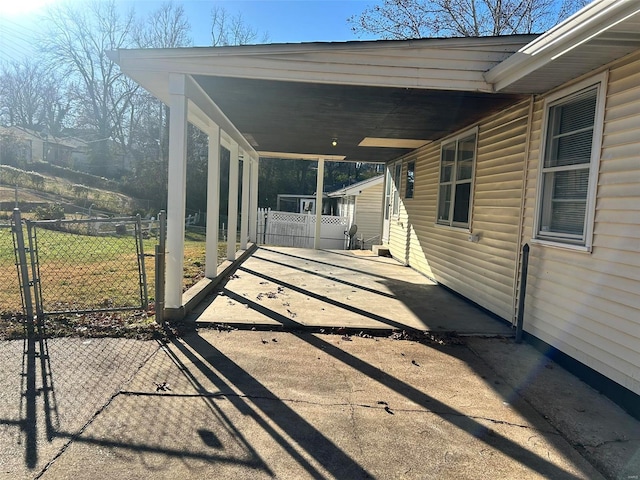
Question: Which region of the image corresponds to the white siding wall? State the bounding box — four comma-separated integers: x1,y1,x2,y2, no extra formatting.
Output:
388,101,530,321
521,53,640,396
354,181,383,248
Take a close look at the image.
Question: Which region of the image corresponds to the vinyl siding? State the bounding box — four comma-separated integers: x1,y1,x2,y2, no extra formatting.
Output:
520,54,640,396
388,100,530,320
354,182,383,248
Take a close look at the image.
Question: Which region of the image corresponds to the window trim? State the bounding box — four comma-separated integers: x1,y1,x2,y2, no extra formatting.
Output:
405,160,415,199
392,160,402,218
435,126,478,230
533,72,608,251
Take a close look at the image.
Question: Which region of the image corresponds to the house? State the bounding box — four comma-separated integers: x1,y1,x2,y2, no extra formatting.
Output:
0,126,74,167
327,175,384,249
109,0,640,418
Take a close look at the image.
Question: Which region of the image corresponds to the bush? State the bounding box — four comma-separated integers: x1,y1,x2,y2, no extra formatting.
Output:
34,203,65,220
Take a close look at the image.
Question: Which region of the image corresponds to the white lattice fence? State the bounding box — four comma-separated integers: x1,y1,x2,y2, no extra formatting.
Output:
257,208,349,249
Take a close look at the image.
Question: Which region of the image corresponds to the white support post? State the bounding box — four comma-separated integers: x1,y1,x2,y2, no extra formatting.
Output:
205,123,221,278
227,141,240,260
248,156,259,243
314,158,325,249
165,73,188,310
240,153,250,250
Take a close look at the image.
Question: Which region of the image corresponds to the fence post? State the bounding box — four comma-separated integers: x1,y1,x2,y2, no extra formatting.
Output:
136,214,149,311
155,210,166,326
12,209,35,323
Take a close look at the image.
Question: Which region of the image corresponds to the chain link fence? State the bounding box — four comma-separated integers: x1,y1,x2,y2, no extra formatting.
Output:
0,222,22,314
26,216,149,315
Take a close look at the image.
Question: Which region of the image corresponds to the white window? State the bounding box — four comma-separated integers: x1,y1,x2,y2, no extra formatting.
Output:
436,129,477,228
536,74,606,248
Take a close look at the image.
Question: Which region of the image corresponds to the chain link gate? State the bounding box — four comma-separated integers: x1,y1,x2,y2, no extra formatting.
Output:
11,210,149,320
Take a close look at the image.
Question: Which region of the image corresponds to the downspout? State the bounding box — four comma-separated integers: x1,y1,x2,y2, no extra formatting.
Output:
512,95,536,327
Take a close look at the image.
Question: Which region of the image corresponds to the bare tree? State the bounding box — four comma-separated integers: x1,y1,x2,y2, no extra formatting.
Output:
39,0,139,174
124,1,193,206
134,1,192,49
348,0,590,39
211,6,269,46
0,59,70,134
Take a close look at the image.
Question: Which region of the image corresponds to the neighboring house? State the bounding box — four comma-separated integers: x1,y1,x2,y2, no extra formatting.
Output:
110,0,640,417
328,175,383,249
0,126,74,167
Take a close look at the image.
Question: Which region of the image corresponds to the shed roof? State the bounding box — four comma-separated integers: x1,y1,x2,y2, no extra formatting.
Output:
328,175,384,197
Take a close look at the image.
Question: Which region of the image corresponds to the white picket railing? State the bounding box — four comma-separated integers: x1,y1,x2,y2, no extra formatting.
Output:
257,208,349,249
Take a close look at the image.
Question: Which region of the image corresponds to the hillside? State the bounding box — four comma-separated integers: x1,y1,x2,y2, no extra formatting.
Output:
0,165,149,218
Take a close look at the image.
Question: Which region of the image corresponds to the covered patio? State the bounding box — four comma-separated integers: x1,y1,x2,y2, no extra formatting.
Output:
108,35,533,322
191,246,513,336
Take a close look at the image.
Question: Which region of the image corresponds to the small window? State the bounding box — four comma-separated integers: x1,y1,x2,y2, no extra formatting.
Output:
536,76,605,247
405,161,415,199
436,129,477,228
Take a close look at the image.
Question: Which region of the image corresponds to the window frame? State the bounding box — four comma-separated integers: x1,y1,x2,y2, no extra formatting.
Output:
405,160,415,199
533,72,607,251
435,127,478,229
392,160,402,217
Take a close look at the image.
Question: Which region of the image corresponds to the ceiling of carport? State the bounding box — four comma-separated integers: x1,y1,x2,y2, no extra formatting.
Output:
193,75,526,163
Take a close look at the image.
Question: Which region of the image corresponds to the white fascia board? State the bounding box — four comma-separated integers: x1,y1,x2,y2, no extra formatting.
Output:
109,35,533,93
486,0,640,92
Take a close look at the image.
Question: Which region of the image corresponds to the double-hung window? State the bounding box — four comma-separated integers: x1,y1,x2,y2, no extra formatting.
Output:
536,74,606,248
436,129,477,228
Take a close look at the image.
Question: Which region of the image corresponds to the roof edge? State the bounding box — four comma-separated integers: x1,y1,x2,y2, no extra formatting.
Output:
485,0,640,91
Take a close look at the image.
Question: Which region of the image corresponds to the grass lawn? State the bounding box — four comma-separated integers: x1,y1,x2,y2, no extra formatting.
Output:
0,225,229,339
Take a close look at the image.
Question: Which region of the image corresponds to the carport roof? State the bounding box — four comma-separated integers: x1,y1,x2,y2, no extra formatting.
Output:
108,36,533,163
108,0,640,163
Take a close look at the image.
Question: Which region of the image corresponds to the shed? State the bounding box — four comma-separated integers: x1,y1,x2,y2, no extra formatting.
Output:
327,175,384,249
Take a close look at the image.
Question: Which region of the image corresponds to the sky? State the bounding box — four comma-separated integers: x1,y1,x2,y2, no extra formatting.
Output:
0,0,378,63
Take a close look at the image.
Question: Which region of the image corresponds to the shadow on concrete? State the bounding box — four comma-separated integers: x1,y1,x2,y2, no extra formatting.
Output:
173,335,373,479
193,246,512,334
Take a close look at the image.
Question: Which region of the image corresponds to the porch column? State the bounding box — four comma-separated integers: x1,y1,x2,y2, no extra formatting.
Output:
165,73,188,311
240,154,250,250
227,141,240,260
205,123,221,278
314,158,325,249
248,156,259,243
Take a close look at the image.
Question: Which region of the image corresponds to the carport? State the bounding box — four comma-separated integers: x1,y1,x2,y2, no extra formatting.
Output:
108,35,533,321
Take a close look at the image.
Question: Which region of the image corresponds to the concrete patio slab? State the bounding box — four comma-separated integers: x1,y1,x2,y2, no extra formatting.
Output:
191,247,513,336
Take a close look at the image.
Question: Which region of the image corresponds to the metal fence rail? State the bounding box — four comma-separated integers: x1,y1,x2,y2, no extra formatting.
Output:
0,222,22,314
26,216,148,315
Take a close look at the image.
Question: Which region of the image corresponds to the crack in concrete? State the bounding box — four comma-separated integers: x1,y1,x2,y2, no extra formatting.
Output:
117,389,560,436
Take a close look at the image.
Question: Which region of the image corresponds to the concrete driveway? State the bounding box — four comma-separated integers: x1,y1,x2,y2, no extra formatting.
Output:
2,331,639,480
2,246,639,479
191,246,513,335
